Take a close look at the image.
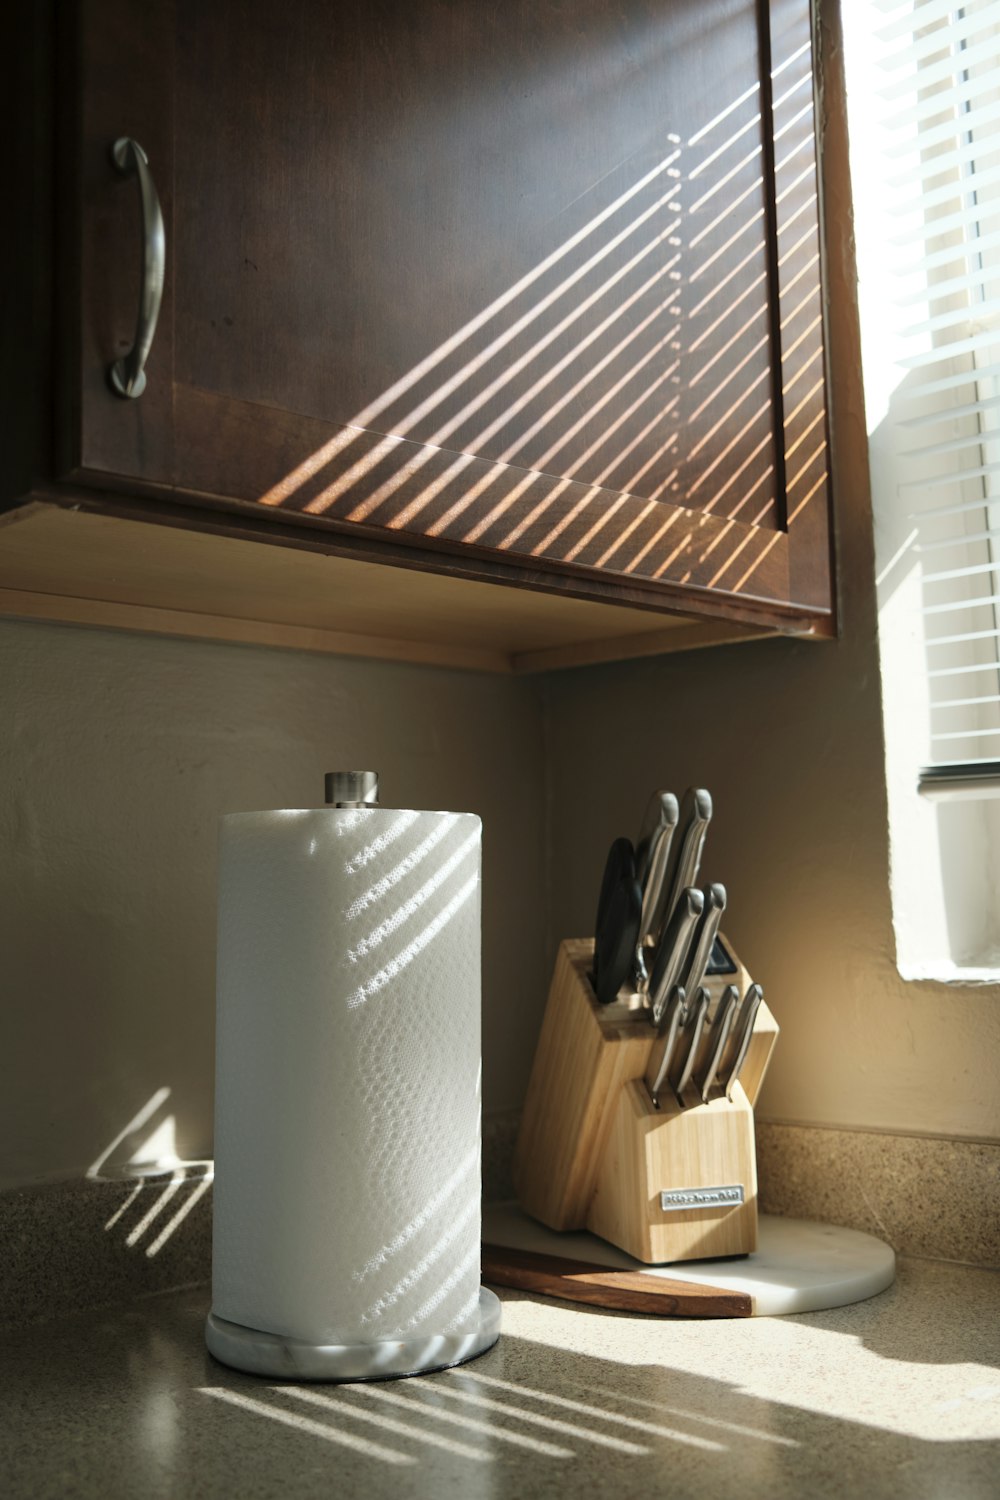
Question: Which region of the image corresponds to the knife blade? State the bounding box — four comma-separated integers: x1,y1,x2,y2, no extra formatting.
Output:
650,787,713,943
647,886,704,1027
699,984,738,1104
671,985,710,1102
644,985,687,1107
679,882,727,998
724,983,763,1099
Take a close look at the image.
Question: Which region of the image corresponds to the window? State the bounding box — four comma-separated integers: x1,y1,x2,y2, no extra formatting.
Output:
845,0,1000,974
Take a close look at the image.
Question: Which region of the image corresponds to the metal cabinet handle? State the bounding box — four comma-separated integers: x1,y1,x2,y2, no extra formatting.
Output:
108,137,165,399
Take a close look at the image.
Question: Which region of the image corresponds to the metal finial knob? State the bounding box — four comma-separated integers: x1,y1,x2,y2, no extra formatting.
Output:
324,771,380,808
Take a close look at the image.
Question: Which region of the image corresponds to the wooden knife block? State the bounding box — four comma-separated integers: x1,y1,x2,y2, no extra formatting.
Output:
512,938,779,1264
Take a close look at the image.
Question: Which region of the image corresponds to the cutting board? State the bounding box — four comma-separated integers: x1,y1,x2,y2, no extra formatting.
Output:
483,1202,896,1318
482,1242,753,1317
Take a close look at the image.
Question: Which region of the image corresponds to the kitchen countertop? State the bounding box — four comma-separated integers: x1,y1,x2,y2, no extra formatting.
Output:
3,1257,998,1499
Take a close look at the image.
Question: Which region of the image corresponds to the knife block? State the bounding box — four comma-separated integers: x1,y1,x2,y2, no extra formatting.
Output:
512,937,778,1264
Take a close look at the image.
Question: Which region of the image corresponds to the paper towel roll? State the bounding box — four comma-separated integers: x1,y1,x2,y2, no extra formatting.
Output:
211,805,483,1348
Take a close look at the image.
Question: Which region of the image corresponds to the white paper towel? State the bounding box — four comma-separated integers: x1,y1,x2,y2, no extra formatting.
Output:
212,806,482,1346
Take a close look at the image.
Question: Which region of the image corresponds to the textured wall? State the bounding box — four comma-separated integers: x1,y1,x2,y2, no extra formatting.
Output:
0,620,546,1188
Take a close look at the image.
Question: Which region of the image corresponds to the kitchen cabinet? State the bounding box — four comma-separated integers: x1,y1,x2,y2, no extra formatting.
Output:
2,0,835,673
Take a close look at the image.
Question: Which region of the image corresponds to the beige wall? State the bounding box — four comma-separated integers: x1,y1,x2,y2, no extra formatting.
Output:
540,640,1000,1141
0,620,547,1188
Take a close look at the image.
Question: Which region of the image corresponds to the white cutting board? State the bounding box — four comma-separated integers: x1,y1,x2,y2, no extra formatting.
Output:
483,1201,896,1317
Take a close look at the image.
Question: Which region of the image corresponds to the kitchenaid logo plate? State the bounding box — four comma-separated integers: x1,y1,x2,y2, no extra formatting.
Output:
659,1185,745,1212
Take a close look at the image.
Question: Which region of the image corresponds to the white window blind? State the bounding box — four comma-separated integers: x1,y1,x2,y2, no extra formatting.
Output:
869,0,1000,791
847,0,1000,972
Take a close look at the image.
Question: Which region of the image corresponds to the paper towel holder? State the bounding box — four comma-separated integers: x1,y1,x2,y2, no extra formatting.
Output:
207,780,502,1381
325,769,380,807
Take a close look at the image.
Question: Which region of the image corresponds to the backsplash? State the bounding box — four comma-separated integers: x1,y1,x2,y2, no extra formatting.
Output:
3,1114,996,1329
755,1122,1000,1269
1,1171,213,1328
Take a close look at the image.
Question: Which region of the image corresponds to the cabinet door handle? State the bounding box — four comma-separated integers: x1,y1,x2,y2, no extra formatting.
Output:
108,137,165,399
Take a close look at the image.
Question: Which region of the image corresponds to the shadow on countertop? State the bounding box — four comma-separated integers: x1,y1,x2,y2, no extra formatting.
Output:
781,1254,1000,1369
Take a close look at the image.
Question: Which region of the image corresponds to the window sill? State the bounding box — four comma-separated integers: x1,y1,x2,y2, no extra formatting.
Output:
897,959,1000,986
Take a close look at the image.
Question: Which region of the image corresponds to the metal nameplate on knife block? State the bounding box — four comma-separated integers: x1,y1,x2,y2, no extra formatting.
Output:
512,937,779,1265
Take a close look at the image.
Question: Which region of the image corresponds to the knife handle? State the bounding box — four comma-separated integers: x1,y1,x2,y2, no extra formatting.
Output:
644,985,687,1106
699,984,738,1103
638,816,678,949
634,815,678,990
724,984,764,1098
634,790,679,890
648,887,703,1025
671,986,710,1102
654,787,712,939
679,882,726,997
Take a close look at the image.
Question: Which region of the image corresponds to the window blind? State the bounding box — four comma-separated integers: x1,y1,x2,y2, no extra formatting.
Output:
871,0,1000,791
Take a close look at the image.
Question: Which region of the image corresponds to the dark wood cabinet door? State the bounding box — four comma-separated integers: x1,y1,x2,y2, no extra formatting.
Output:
64,0,832,629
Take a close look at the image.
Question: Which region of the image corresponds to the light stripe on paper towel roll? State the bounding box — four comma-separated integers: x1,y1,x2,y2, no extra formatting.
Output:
212,805,482,1345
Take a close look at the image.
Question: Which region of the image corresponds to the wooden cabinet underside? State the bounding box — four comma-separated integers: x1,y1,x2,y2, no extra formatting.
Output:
0,501,809,674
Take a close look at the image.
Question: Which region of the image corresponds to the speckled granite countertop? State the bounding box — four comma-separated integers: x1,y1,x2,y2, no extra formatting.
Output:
3,1258,998,1499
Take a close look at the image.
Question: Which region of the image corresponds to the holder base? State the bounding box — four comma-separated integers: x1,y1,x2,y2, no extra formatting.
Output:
205,1287,501,1381
587,1079,758,1263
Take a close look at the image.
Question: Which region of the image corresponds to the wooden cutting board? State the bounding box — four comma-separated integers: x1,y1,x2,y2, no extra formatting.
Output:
481,1242,753,1318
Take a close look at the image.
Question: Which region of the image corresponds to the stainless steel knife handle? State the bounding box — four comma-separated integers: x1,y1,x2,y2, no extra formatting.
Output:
699,984,738,1103
648,887,703,1026
645,986,687,1106
652,788,713,942
108,137,166,399
680,882,726,996
635,791,679,891
634,796,680,988
672,986,710,1101
665,795,712,915
638,815,677,945
724,983,764,1099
